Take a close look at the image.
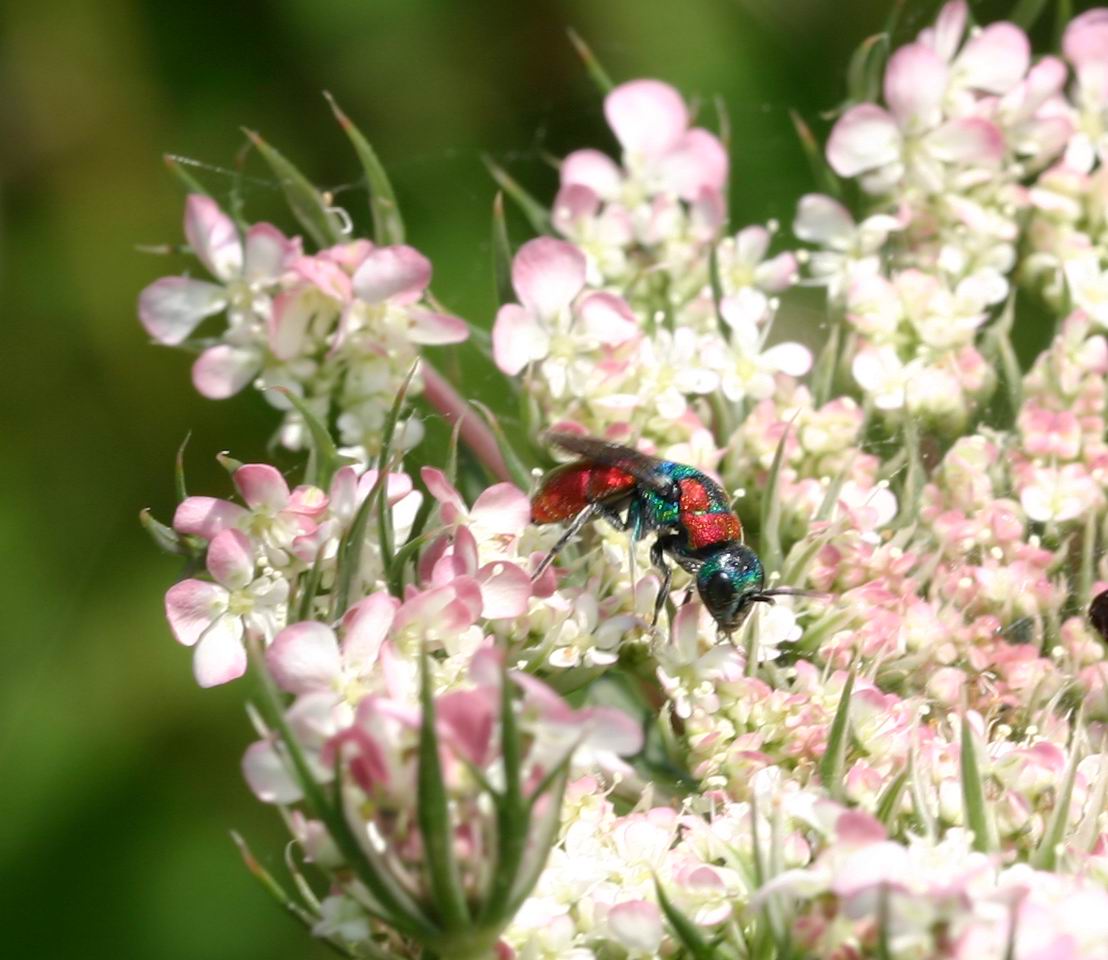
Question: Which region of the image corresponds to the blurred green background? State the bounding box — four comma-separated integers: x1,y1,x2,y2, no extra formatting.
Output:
0,0,1084,955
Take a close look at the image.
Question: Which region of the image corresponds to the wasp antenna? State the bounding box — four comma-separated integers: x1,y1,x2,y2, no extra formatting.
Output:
761,587,828,600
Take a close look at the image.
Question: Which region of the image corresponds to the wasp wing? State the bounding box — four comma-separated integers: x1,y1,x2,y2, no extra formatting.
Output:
544,433,677,500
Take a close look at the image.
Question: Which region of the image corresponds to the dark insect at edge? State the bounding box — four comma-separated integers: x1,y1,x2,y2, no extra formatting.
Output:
531,433,815,639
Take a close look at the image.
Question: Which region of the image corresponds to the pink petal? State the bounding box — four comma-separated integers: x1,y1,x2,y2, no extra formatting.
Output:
826,104,902,177
173,496,249,540
794,194,854,246
580,706,644,755
407,307,469,345
957,22,1029,94
242,740,302,804
351,245,431,305
342,592,400,672
734,225,770,266
471,483,531,536
656,128,729,200
165,579,228,647
492,303,550,375
756,251,799,292
560,148,623,196
243,223,294,283
608,900,663,955
552,183,601,235
138,276,227,345
435,689,496,766
267,290,312,361
578,292,639,345
293,254,352,303
191,344,260,399
420,467,466,515
234,463,290,512
763,342,812,376
511,237,586,319
1065,9,1108,69
924,1,967,61
605,79,688,157
926,117,1004,164
477,561,531,619
184,194,242,281
266,622,342,694
192,615,247,687
206,528,256,590
883,43,948,129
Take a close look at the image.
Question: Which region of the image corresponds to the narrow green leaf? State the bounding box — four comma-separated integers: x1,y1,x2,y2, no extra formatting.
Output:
295,548,327,623
900,417,923,530
759,415,794,574
876,885,893,960
960,714,998,853
230,832,334,939
875,768,909,827
820,670,854,801
1032,735,1082,869
789,109,841,199
174,432,192,501
654,878,717,960
566,28,614,93
269,387,346,489
491,192,516,308
375,363,419,587
416,651,471,929
908,743,937,841
470,400,535,490
139,509,190,557
505,766,569,916
243,129,344,248
324,92,406,246
216,451,244,475
846,33,889,105
810,305,843,407
1010,0,1051,28
714,93,732,160
482,155,550,235
479,668,530,925
331,468,388,616
708,243,727,332
163,154,210,196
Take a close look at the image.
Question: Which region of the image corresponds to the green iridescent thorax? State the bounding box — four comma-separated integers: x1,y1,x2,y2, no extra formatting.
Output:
641,462,731,528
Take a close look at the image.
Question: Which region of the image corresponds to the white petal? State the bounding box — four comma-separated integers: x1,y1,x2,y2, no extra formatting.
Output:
184,194,242,281
266,622,342,694
242,740,302,803
193,615,247,687
138,277,227,345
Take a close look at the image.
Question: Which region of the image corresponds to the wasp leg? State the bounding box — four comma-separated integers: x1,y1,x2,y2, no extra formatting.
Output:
532,502,601,580
650,534,682,626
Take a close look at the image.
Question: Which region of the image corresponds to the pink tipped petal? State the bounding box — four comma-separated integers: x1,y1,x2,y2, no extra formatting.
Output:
561,148,623,196
794,194,854,246
191,345,259,399
471,483,531,536
826,105,902,177
192,615,247,687
435,689,496,766
511,237,586,319
420,467,467,514
184,194,242,281
294,254,352,303
266,622,342,694
407,308,469,345
605,79,689,156
243,223,293,282
268,291,313,361
927,1,968,60
351,245,431,305
165,580,228,647
927,117,1004,165
552,183,601,234
734,225,770,266
342,592,400,671
608,901,663,955
578,292,639,345
477,561,531,619
492,303,551,375
883,43,948,129
242,740,302,804
581,706,644,755
234,464,290,512
763,342,813,376
657,128,729,199
957,23,1030,94
206,528,256,590
138,276,228,345
1065,9,1108,68
756,252,799,292
173,496,249,540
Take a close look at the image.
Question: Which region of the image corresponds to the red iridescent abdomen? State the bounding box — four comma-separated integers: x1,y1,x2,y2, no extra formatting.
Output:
678,477,743,549
532,462,637,524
